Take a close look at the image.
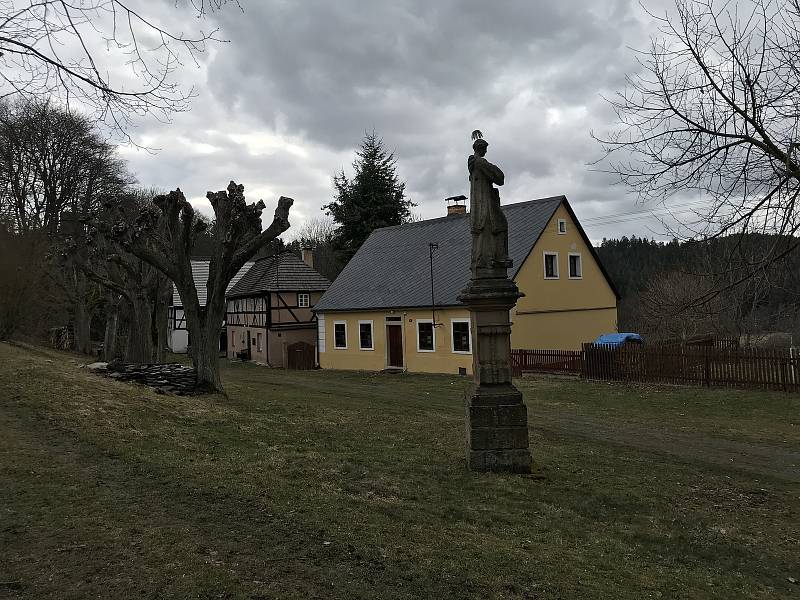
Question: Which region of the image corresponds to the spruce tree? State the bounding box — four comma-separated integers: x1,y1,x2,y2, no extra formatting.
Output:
324,132,412,259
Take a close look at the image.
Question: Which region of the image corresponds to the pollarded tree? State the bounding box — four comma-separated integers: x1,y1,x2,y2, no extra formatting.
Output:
324,132,412,260
80,199,172,364
596,0,800,295
114,182,293,391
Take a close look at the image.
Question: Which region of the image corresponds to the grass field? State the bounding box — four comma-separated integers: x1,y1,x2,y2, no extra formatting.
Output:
1,341,799,599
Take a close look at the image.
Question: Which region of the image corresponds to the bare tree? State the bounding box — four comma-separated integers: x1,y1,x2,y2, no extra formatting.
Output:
294,217,334,245
114,182,292,391
293,216,343,280
596,0,800,292
0,220,47,338
0,99,128,234
0,1,233,138
80,240,169,363
0,99,129,351
640,270,719,340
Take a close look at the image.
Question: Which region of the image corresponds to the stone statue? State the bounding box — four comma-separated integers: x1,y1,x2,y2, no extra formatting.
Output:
468,134,512,278
459,131,532,474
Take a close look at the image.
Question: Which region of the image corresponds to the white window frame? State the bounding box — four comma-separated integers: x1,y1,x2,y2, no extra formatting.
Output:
317,314,326,353
558,219,567,234
333,321,348,349
543,252,559,280
416,319,436,353
568,252,583,279
450,318,472,354
358,320,374,351
298,293,310,308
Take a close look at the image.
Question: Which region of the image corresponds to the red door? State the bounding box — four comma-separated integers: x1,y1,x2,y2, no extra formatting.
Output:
386,324,403,368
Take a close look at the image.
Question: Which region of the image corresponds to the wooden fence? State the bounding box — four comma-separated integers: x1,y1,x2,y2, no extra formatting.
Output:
584,344,800,392
511,349,582,376
512,345,800,392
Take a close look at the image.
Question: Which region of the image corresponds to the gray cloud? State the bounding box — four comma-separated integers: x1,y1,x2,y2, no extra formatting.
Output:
123,0,685,243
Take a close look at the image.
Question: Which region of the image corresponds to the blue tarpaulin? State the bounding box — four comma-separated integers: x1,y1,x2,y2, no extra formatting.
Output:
592,333,643,347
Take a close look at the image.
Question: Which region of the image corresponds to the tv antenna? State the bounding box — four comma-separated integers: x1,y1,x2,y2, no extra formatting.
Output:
429,242,443,327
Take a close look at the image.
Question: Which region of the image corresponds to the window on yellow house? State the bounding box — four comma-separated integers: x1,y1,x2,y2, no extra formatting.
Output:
359,320,373,350
417,320,435,352
568,253,582,279
334,322,347,349
451,319,471,353
543,252,559,279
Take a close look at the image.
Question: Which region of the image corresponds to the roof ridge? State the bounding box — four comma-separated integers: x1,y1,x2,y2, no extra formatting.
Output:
254,250,296,264
373,195,566,234
189,257,256,264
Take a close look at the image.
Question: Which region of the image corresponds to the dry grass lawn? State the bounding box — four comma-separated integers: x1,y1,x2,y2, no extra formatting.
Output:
1,341,798,599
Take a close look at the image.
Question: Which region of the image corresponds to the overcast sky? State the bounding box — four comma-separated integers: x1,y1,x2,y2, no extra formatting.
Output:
117,0,694,243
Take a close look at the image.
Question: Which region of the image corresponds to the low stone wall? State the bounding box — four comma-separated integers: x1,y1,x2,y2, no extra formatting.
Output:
85,361,202,395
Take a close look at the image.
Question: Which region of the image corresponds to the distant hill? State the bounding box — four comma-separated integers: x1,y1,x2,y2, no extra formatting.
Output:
595,234,800,340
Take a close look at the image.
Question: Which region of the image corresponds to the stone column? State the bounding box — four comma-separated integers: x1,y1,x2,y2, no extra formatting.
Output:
459,277,532,473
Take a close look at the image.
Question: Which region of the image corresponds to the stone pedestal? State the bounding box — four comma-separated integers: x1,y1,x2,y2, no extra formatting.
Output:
459,277,532,474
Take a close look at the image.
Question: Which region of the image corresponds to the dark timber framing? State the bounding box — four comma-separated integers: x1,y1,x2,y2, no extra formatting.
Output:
226,291,319,330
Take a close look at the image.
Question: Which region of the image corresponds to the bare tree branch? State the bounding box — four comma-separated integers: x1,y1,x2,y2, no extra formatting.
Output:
0,0,237,141
595,0,800,297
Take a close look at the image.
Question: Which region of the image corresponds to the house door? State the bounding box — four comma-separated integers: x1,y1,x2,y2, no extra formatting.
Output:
287,342,315,370
386,324,403,368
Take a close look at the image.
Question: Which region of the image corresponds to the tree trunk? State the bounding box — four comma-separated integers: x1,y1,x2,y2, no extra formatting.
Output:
73,299,92,354
125,292,153,363
153,277,172,363
103,294,121,361
184,299,224,391
190,320,223,391
73,268,93,354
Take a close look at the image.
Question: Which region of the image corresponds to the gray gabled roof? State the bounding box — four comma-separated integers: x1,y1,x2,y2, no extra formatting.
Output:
172,260,254,307
314,196,574,313
227,252,331,298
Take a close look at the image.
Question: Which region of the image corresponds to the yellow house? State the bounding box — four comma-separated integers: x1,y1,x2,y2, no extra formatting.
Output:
313,196,619,374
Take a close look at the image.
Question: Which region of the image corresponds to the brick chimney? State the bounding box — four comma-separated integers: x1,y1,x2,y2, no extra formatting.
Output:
445,195,467,216
301,246,314,269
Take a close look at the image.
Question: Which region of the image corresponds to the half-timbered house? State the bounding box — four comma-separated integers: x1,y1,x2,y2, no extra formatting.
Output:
225,250,330,367
167,259,254,354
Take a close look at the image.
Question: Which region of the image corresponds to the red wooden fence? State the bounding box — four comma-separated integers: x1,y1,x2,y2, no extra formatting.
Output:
512,345,800,392
511,349,582,376
583,344,800,392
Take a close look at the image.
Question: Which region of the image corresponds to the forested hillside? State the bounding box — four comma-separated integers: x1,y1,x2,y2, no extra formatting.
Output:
596,235,800,343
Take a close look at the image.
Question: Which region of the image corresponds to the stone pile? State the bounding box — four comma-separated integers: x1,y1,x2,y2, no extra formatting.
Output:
85,360,202,395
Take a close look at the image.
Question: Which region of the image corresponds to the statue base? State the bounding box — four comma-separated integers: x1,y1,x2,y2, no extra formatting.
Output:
459,276,532,474
465,384,531,473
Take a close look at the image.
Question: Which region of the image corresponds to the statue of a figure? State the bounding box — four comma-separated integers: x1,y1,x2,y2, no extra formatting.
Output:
460,132,531,474
468,136,511,278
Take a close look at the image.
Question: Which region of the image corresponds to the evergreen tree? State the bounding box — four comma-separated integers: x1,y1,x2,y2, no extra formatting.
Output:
324,132,413,259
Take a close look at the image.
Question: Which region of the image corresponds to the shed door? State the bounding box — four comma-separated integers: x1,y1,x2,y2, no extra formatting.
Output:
386,324,403,368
